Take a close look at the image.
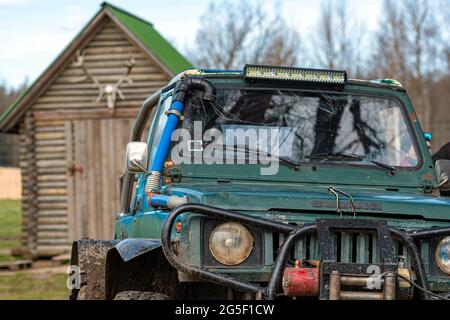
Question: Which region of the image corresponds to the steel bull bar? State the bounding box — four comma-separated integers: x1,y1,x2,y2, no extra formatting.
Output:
161,203,450,300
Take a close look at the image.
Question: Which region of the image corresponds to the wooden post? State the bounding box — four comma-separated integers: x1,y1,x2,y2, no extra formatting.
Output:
24,111,38,258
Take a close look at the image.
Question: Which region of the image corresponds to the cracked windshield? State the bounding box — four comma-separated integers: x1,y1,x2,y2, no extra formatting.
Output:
179,88,418,168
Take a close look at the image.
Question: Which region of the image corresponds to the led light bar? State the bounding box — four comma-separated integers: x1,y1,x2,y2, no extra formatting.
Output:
243,64,347,84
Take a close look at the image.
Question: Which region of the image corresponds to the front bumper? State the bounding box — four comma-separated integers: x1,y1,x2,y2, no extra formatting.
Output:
161,203,450,300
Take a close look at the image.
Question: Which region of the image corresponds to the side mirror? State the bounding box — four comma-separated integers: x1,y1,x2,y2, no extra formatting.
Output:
436,159,450,191
125,142,148,173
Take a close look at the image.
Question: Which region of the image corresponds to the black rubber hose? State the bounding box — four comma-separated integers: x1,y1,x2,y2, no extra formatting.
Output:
173,77,216,104
409,227,450,240
390,228,430,300
265,224,317,299
131,90,161,141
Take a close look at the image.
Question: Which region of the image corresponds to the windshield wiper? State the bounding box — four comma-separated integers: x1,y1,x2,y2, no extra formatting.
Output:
308,152,362,161
308,152,396,175
228,144,300,171
368,159,397,175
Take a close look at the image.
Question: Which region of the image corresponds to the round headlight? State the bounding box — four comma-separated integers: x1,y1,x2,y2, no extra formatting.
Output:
436,236,450,275
209,222,254,266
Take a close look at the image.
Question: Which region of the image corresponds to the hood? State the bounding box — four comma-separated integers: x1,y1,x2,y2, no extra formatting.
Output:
165,182,450,222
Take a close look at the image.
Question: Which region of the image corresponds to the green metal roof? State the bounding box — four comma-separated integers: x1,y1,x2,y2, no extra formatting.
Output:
0,87,30,129
103,2,193,74
0,2,193,131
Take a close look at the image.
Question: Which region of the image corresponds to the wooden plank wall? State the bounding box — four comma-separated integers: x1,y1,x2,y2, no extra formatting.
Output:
34,119,69,256
19,123,29,248
68,118,134,241
33,19,169,113
19,17,170,256
20,115,72,256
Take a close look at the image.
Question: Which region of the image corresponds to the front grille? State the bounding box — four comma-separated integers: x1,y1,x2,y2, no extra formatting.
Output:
275,231,414,266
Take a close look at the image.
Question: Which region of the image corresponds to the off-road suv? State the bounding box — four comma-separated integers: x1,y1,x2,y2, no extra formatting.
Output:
70,65,450,300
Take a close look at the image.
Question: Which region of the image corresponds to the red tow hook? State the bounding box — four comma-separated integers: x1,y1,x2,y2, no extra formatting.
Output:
282,260,319,297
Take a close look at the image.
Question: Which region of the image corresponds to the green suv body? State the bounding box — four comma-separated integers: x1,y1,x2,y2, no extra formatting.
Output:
72,66,450,300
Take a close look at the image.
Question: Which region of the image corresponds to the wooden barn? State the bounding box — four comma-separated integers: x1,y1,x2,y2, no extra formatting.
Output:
0,2,193,257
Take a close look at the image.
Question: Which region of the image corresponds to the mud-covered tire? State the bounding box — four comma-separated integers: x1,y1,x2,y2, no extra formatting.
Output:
70,240,118,300
114,291,169,300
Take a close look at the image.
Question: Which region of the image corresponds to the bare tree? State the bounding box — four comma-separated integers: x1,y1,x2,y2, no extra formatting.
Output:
440,0,450,71
370,1,409,81
0,80,27,114
312,0,366,76
403,0,439,130
371,0,441,131
0,79,27,167
315,0,336,69
188,1,301,69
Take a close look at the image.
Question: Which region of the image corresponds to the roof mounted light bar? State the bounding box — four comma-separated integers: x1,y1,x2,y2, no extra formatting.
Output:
243,64,347,85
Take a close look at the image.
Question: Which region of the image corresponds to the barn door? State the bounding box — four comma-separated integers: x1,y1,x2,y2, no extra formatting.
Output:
66,118,133,241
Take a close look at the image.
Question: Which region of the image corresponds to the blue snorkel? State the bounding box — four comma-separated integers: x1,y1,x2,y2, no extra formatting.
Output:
145,77,216,205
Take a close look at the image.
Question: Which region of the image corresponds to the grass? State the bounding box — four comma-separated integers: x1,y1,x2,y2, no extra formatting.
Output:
0,199,69,299
0,272,69,300
0,200,21,250
0,254,21,262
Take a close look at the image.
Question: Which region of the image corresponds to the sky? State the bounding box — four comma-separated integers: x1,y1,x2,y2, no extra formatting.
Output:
0,0,382,89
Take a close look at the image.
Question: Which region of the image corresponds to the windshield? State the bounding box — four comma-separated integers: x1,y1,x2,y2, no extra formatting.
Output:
179,88,419,168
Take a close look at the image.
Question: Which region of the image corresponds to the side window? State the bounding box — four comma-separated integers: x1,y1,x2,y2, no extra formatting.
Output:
147,94,172,166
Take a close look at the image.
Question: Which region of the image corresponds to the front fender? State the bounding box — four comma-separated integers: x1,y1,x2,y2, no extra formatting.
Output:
113,238,161,262
105,238,178,299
